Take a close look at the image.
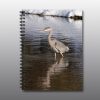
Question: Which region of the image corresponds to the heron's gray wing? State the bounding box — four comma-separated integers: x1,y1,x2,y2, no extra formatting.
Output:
54,39,67,53
54,39,66,48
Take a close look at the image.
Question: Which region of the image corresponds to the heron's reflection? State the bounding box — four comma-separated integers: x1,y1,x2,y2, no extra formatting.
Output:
41,56,69,89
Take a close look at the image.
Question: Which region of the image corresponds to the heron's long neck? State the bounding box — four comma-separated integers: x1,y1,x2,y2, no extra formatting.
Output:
48,31,52,40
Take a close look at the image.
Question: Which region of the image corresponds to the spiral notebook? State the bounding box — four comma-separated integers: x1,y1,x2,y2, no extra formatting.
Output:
20,10,83,91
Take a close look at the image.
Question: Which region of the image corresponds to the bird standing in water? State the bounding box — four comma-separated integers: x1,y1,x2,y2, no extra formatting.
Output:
40,27,69,59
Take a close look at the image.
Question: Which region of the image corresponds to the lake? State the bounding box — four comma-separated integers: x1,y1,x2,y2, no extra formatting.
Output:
21,14,83,91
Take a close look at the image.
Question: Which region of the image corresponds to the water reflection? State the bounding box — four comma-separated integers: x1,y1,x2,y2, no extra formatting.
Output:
41,57,69,90
21,14,83,91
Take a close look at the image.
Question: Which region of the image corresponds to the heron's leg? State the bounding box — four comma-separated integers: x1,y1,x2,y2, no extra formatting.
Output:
55,53,56,60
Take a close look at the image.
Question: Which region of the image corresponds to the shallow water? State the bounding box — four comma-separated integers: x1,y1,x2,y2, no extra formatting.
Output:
21,15,83,91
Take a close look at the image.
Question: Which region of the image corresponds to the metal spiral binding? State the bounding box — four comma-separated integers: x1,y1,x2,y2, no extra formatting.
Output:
20,10,25,90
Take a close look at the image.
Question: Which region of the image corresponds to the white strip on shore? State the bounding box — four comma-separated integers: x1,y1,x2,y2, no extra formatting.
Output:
24,10,82,17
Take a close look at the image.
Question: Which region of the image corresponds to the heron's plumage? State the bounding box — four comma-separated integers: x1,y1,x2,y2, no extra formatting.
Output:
42,27,69,57
49,38,69,53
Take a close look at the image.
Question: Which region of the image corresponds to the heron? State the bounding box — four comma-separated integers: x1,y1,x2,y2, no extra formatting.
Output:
40,27,69,58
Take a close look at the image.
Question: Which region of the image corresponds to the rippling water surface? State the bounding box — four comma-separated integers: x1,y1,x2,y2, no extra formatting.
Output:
21,15,83,91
